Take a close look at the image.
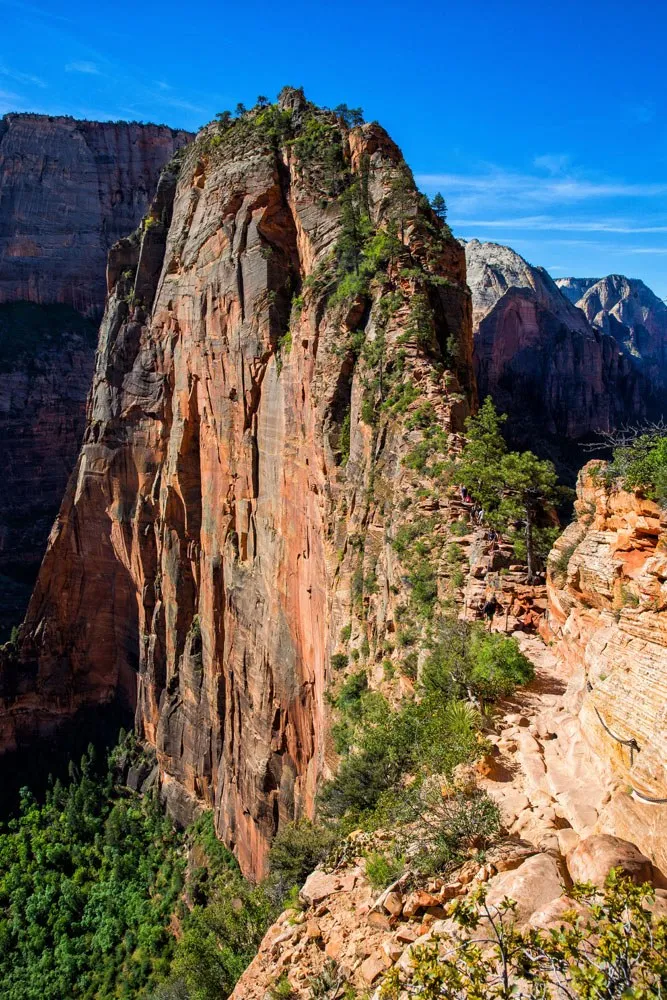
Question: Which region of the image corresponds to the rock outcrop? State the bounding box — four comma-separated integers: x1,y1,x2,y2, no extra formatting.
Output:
0,93,473,877
557,273,667,398
0,114,191,315
0,115,191,636
466,241,663,449
545,464,667,871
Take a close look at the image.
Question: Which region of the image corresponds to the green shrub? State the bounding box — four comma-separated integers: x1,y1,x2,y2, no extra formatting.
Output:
450,519,469,536
608,433,667,507
422,618,534,704
411,791,500,876
268,820,338,889
364,850,405,890
330,653,349,672
335,670,368,718
340,624,352,642
269,974,295,999
381,872,667,1000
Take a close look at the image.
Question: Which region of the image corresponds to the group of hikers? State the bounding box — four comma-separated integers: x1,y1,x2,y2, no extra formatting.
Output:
458,485,486,526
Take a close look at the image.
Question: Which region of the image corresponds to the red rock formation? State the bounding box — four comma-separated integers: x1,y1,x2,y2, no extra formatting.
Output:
0,116,192,636
466,241,658,447
0,94,473,877
545,464,667,870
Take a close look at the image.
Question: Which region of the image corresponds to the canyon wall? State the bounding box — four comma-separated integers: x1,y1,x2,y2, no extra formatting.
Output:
0,114,191,314
546,465,667,870
0,93,473,877
0,115,191,636
467,241,665,454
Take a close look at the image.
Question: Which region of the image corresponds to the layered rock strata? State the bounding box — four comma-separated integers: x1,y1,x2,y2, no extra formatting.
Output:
0,93,473,877
557,273,667,398
546,465,667,869
0,114,191,315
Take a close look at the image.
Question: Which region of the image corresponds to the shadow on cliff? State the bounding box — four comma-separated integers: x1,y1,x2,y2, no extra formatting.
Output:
0,697,132,820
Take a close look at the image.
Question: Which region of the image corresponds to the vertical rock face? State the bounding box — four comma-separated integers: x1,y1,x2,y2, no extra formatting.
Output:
0,115,192,636
467,241,664,448
0,114,192,314
557,274,667,394
546,466,667,870
0,95,473,877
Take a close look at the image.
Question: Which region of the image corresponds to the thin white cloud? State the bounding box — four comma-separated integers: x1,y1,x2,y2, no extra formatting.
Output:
449,215,667,234
65,60,101,75
0,62,47,87
533,153,571,175
416,170,667,204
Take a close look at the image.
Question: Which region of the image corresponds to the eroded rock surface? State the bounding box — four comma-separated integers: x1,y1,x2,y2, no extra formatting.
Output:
0,95,473,877
545,465,667,871
0,114,191,315
0,116,192,635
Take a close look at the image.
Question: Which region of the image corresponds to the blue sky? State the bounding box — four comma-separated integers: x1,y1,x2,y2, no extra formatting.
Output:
2,0,667,296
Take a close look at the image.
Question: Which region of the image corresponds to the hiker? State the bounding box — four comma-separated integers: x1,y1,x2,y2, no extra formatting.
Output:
481,594,500,628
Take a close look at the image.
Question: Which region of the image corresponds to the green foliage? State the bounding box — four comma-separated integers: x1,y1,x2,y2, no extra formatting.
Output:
412,791,500,876
431,192,447,221
335,670,368,719
339,407,351,465
319,687,482,827
606,433,667,507
340,624,352,642
331,652,349,672
381,871,667,1000
171,868,274,1000
0,746,184,1000
268,820,338,890
422,618,534,704
403,291,435,349
269,974,296,999
364,850,405,890
458,398,561,578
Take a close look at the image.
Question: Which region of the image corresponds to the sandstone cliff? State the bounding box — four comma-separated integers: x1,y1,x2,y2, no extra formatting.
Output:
0,114,191,315
546,464,667,870
0,92,473,877
467,241,660,449
0,115,192,637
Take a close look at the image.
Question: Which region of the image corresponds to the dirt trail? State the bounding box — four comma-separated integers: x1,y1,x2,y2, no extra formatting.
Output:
480,632,622,861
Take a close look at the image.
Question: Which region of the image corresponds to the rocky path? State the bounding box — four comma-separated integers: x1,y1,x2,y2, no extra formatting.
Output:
480,632,620,862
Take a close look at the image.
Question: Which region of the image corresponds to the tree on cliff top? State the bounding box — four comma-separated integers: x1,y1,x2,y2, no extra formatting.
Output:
458,398,560,581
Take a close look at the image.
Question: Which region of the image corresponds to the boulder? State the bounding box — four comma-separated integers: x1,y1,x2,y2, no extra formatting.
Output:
485,853,564,926
566,834,654,887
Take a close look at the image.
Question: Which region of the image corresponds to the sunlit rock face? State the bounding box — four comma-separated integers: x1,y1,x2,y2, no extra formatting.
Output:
546,464,667,872
0,94,473,877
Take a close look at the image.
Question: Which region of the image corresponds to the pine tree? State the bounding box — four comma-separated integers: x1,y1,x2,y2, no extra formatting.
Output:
458,398,559,580
431,192,447,221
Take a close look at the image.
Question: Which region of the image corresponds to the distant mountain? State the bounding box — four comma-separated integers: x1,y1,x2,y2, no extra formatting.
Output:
557,274,667,387
554,276,598,305
465,241,664,456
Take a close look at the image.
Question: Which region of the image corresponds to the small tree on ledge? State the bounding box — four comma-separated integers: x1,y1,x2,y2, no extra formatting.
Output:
458,397,560,581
